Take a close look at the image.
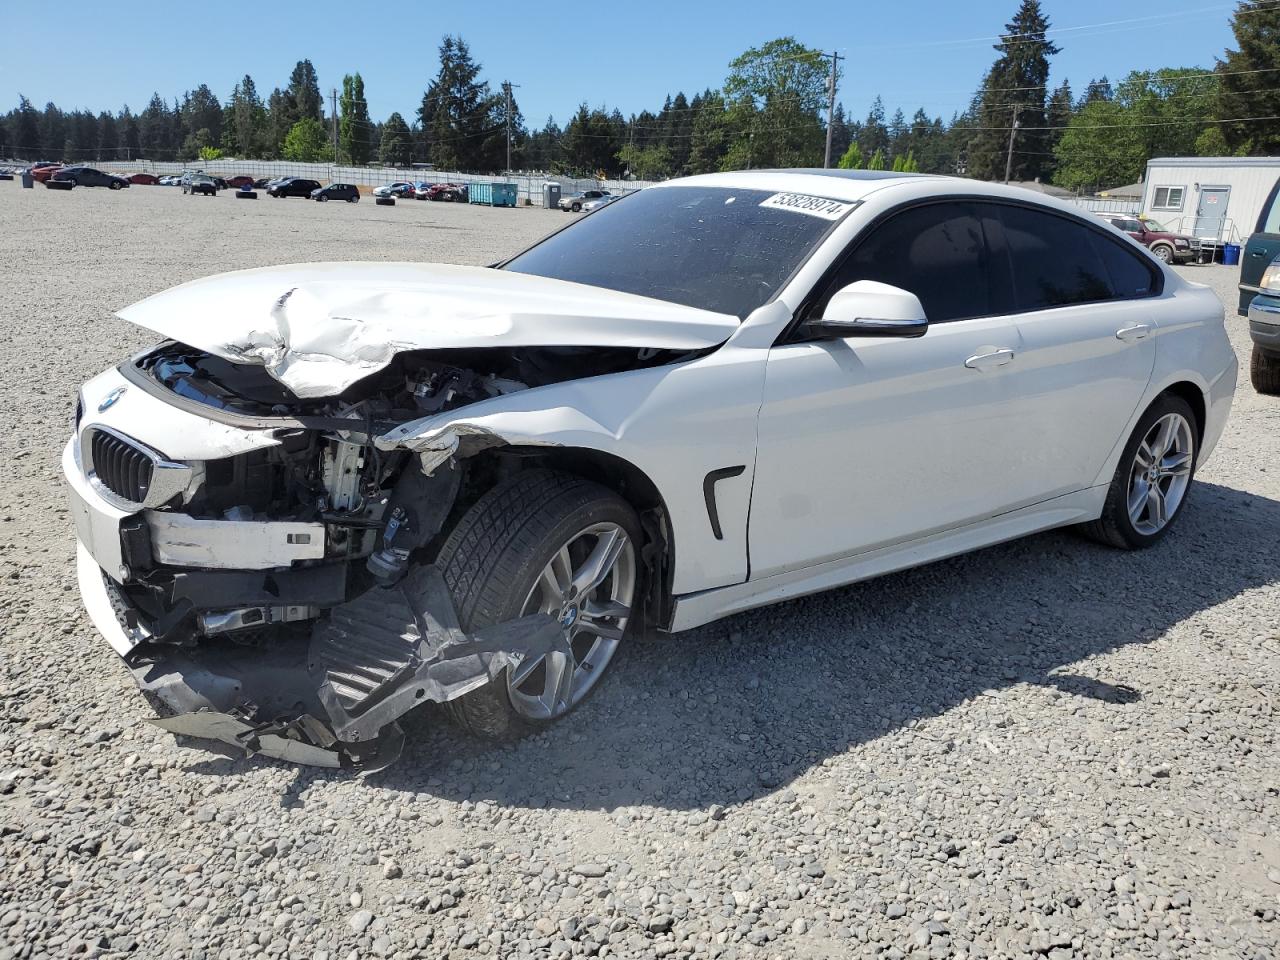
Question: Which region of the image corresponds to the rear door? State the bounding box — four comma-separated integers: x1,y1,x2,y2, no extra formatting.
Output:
1241,177,1280,314
990,202,1159,498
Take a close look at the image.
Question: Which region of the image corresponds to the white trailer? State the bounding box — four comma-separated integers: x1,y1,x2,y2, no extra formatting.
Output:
1141,156,1280,247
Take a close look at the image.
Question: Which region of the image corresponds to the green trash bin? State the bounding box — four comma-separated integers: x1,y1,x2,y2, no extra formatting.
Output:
468,182,518,207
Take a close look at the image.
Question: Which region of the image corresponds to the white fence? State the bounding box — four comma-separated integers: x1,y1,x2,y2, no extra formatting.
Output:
1070,196,1141,216
85,157,656,207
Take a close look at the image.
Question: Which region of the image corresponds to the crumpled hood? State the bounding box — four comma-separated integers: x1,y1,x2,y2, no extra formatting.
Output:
117,262,740,398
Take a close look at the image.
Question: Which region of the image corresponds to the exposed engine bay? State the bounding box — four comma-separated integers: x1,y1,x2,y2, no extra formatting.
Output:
81,339,684,769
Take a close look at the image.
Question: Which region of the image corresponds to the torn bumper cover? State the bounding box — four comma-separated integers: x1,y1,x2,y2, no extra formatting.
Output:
79,550,564,769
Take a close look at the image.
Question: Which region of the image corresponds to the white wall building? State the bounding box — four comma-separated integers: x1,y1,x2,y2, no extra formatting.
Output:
1140,156,1280,244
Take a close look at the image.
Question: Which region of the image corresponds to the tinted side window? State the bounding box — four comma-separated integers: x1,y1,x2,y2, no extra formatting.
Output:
998,205,1114,310
1088,231,1159,299
821,202,994,323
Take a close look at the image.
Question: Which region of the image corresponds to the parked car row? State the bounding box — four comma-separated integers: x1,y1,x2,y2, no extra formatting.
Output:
371,180,469,201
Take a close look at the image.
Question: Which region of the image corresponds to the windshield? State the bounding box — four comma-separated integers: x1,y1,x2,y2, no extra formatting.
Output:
1140,217,1170,232
503,186,850,318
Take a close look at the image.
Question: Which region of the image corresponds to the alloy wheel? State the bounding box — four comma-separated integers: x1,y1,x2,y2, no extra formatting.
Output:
508,522,636,720
1127,412,1193,535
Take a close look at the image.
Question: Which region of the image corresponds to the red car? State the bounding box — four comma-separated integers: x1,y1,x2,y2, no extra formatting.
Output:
425,182,468,202
225,175,255,189
1102,215,1199,265
129,173,160,186
29,162,62,183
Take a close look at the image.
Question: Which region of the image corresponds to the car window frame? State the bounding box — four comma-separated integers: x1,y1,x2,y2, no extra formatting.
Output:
783,194,1164,344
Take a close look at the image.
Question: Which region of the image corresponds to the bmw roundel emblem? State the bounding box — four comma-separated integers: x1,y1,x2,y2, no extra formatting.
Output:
97,386,127,412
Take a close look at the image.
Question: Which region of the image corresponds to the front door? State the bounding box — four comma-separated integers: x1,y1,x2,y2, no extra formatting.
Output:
1194,185,1231,239
748,200,1032,580
749,319,1028,579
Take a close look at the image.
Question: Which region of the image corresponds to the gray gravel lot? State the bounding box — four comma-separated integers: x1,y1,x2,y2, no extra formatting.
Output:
1,184,1278,960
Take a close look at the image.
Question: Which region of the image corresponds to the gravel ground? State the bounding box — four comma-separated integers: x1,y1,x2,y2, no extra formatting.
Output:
1,184,1278,960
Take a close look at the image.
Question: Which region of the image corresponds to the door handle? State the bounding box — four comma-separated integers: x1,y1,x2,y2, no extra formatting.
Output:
1115,323,1152,342
1251,250,1267,258
964,348,1015,370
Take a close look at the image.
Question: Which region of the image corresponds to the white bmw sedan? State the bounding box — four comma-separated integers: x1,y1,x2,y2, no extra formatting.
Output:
64,169,1236,768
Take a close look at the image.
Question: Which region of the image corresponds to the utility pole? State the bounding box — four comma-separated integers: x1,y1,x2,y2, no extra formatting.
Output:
331,88,339,165
502,81,521,173
823,51,842,168
1004,108,1019,184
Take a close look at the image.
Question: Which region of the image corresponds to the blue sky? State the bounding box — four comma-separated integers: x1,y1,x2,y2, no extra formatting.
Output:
1,1,1242,127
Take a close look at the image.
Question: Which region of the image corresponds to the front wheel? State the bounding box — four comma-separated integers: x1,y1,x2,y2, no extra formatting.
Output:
317,195,327,202
1080,394,1197,549
1150,244,1174,264
571,202,582,212
438,470,642,740
109,181,121,190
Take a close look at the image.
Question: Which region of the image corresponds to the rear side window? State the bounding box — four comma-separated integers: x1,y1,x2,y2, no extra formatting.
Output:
821,202,996,323
998,205,1155,310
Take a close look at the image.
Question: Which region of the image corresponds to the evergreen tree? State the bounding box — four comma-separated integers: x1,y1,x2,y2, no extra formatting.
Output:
1045,79,1074,169
859,96,889,158
378,112,413,166
887,107,908,159
40,103,66,160
182,84,223,146
139,94,171,158
1078,76,1113,108
686,90,730,174
867,148,886,170
97,111,118,159
14,96,40,157
231,76,266,158
266,88,292,158
419,36,498,171
119,106,141,160
340,73,373,164
1217,0,1280,153
828,103,852,163
287,60,323,123
969,0,1060,181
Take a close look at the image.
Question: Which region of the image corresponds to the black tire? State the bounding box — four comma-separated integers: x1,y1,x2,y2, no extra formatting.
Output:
109,181,121,190
1251,345,1280,394
1079,393,1198,550
350,196,359,203
1150,243,1174,264
437,470,642,741
571,202,582,212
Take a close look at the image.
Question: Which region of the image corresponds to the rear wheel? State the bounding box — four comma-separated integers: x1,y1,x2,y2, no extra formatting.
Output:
1252,345,1280,394
438,470,641,740
1080,394,1197,549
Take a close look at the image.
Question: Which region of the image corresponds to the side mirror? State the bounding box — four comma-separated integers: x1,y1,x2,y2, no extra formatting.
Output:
803,280,928,339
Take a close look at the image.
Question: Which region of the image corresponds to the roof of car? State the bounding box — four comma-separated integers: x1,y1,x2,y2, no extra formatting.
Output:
656,168,937,202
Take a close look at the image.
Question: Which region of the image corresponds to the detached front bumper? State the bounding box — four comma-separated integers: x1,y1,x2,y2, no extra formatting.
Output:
66,439,568,771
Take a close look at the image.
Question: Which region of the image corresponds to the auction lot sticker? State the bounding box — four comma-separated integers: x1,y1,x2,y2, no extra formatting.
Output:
759,193,855,220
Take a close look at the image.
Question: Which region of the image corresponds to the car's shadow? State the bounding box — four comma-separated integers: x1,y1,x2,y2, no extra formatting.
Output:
195,481,1280,810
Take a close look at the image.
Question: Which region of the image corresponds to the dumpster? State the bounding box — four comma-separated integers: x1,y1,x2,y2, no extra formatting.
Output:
469,182,518,208
1222,243,1241,266
543,182,562,210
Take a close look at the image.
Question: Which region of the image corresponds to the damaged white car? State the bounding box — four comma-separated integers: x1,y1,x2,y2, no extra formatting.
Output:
65,170,1237,768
